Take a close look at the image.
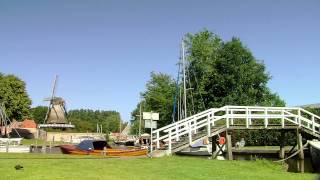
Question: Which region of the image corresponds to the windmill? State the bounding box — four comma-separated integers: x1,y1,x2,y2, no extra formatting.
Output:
38,75,74,129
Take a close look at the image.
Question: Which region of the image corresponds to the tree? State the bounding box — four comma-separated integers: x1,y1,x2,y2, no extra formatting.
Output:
184,30,286,146
0,73,32,120
30,106,48,124
67,109,123,133
131,30,286,145
130,72,176,134
185,30,285,113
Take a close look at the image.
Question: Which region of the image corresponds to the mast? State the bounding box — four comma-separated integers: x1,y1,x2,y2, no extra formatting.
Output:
138,98,142,137
119,119,122,134
182,39,187,119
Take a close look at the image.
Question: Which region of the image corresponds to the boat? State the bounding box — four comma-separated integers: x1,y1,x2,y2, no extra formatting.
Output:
60,140,147,156
309,140,320,172
176,138,212,156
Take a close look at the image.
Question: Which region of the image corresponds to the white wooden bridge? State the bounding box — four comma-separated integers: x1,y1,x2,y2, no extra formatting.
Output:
151,106,320,154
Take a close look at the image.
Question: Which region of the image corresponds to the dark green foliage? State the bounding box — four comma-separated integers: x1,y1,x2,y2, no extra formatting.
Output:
305,107,320,116
131,30,287,146
185,30,285,112
131,72,176,135
232,130,296,146
68,109,124,133
30,106,48,124
0,73,32,120
130,102,144,135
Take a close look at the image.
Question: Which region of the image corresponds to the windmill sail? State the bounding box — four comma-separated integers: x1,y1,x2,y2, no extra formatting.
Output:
39,75,74,129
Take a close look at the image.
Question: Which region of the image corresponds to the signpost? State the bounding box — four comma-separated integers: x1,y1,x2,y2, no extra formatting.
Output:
143,112,159,155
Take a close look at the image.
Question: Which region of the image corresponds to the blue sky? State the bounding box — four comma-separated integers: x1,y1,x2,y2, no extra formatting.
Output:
1,0,319,121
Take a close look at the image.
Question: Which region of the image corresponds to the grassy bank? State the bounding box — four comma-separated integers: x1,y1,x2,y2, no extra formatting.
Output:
0,153,316,180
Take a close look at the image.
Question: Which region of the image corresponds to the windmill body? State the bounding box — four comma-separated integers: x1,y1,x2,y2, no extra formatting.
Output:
38,76,74,129
46,97,68,124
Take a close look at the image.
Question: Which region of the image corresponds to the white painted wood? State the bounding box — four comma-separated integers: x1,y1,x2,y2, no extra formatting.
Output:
207,115,211,136
312,116,315,133
156,131,160,148
281,110,285,128
246,108,249,128
188,121,192,145
151,105,320,154
168,131,172,153
298,109,301,127
264,108,268,128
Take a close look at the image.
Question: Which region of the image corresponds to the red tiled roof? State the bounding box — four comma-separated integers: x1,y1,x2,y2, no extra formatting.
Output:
21,119,37,128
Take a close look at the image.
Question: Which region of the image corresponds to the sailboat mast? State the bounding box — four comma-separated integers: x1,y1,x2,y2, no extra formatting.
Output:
119,119,122,134
182,39,187,119
138,98,142,137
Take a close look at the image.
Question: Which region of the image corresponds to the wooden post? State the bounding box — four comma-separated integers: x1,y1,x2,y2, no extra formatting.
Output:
296,129,304,173
188,122,192,145
226,133,233,160
156,131,160,149
211,136,217,159
297,131,304,160
168,131,172,154
279,130,285,159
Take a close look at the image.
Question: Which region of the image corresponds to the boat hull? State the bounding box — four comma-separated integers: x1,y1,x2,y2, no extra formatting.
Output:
60,144,147,157
309,141,320,172
176,146,211,156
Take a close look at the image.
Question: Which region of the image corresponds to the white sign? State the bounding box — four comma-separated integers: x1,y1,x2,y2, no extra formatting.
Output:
143,112,159,120
144,120,157,129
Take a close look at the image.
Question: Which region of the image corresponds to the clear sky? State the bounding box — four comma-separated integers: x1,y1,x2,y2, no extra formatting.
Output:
1,0,319,122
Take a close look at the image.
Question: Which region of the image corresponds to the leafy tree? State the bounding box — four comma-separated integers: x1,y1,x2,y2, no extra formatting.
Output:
131,72,176,134
185,30,285,113
0,73,32,120
67,109,123,133
30,106,48,124
305,107,320,116
131,30,287,146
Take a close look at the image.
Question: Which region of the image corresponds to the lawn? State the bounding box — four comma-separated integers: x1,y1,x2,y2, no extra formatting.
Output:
21,139,65,146
0,153,316,180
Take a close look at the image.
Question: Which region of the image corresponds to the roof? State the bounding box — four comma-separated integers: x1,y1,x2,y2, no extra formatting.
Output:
21,119,37,128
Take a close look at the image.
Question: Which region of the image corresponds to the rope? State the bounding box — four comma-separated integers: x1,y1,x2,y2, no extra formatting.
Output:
273,141,309,163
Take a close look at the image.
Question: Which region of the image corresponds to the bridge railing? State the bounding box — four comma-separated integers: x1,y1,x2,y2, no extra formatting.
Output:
151,106,320,153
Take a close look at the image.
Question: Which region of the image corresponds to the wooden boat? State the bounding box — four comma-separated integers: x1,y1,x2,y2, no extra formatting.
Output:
309,140,320,172
60,140,147,157
176,138,212,156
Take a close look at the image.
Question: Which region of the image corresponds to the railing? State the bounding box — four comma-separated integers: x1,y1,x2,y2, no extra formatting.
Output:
151,106,320,154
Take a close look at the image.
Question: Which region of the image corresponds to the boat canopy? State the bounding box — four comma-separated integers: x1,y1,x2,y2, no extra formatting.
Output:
77,140,111,151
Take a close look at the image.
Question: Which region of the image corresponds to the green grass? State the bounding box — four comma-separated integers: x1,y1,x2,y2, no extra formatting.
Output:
0,153,316,180
21,139,65,146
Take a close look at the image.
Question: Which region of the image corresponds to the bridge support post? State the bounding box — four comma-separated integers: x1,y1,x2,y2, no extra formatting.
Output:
207,115,211,137
188,122,192,145
296,129,304,173
211,135,217,158
226,132,233,160
279,130,285,159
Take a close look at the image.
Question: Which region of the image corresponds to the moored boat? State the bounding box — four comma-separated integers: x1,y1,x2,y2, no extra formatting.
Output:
309,140,320,172
60,140,147,157
176,138,212,156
